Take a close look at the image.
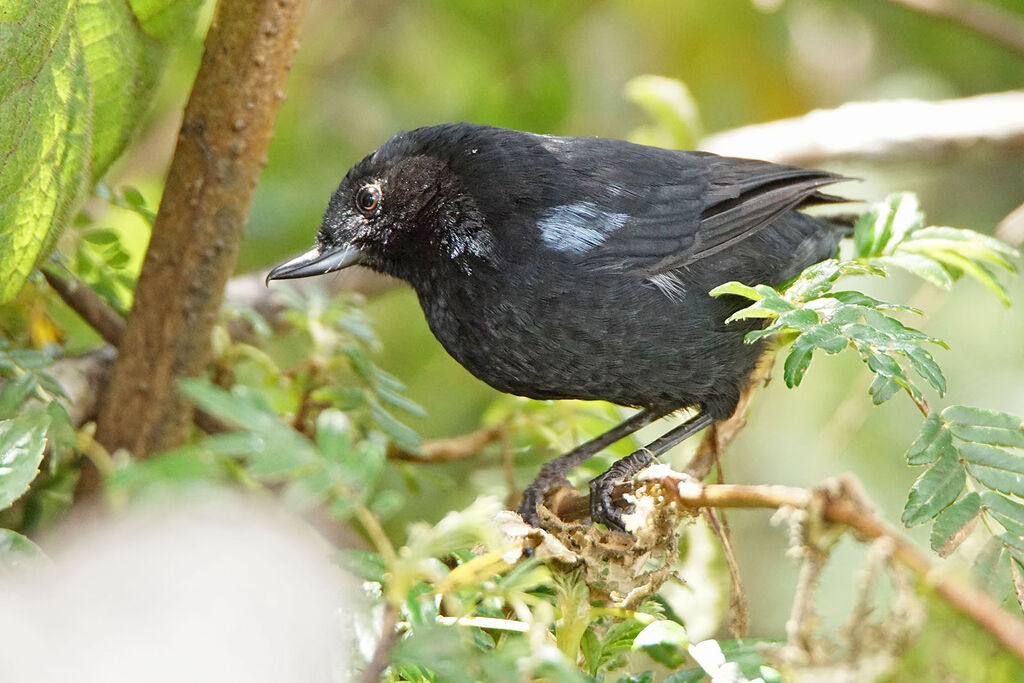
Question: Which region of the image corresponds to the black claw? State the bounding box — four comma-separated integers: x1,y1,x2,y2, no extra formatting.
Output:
517,474,571,527
589,474,629,532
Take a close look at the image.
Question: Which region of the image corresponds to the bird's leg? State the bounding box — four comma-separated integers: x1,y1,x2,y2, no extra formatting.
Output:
518,408,669,526
590,410,715,532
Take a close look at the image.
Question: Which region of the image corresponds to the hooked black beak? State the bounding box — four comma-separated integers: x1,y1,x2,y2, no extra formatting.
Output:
265,245,364,285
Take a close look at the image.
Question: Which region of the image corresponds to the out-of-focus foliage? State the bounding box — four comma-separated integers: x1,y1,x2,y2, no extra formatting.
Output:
1,0,1024,680
0,0,202,303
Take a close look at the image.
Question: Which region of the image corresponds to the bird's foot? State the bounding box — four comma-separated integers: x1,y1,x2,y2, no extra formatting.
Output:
588,470,630,533
517,473,572,527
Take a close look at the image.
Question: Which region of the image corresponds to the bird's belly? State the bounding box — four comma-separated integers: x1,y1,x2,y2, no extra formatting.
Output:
419,277,759,414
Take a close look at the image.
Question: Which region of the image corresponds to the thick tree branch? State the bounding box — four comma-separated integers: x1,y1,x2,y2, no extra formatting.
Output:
700,90,1024,166
95,0,308,456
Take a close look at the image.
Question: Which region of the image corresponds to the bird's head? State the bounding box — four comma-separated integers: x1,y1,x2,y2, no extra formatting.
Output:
266,124,527,288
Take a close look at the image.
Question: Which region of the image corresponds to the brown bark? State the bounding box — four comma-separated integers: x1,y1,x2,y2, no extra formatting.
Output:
95,0,308,456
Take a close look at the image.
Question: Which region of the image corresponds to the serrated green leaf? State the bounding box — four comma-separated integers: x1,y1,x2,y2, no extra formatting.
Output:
0,0,202,303
962,442,1024,497
0,2,91,303
906,414,955,465
930,492,981,556
902,449,965,527
0,415,50,510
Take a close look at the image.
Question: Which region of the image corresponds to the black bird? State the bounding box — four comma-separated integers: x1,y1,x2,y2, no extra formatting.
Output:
267,123,849,531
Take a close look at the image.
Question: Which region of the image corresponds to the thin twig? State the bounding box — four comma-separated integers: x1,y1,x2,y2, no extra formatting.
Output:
880,0,1024,58
701,508,748,637
388,424,506,463
42,268,125,347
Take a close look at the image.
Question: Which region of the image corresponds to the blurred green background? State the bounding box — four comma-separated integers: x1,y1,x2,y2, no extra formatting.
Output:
98,0,1024,637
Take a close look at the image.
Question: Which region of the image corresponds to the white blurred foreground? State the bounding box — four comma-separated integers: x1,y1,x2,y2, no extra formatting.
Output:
0,493,361,682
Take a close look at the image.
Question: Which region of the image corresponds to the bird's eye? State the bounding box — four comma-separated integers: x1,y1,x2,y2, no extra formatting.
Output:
355,184,381,214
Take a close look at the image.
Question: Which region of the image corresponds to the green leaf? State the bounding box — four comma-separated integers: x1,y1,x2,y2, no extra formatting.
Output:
709,281,762,301
868,374,902,405
929,492,981,556
336,548,386,583
902,449,965,527
782,336,815,388
942,406,1024,448
0,415,50,510
0,2,91,303
0,0,202,303
0,373,38,417
961,443,1024,497
980,491,1024,539
632,620,689,668
919,249,1012,306
877,254,954,290
0,528,44,571
906,414,955,466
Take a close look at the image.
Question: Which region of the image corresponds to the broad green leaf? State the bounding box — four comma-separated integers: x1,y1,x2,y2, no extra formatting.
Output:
905,414,955,465
0,2,91,303
902,449,965,527
824,290,921,314
0,0,202,303
930,492,981,556
906,346,946,395
0,415,49,510
961,442,1024,497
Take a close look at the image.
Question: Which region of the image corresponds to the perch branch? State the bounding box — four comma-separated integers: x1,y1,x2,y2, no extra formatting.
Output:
700,90,1024,166
880,0,1024,58
548,475,1024,662
95,0,309,456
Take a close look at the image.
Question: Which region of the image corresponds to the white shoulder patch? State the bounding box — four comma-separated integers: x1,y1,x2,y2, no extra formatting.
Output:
537,202,628,254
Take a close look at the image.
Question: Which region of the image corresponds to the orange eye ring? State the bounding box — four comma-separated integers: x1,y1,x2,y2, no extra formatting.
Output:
356,184,381,214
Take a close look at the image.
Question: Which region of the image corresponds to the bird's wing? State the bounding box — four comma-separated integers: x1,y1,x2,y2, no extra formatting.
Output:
549,147,848,276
